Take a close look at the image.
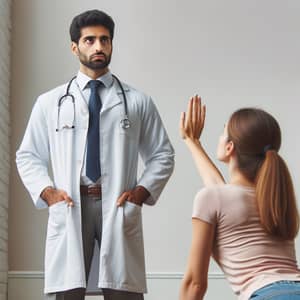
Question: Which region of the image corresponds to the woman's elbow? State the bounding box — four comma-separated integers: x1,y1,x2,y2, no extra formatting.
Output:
190,280,207,299
181,279,208,300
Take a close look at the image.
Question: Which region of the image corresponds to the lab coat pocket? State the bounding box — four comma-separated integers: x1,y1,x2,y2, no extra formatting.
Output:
119,122,139,141
47,201,67,240
123,201,142,237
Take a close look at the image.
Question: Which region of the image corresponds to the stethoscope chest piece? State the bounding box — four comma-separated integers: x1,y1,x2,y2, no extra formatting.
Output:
120,117,131,129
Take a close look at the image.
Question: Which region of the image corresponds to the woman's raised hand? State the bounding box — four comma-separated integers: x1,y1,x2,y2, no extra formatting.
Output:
180,95,206,141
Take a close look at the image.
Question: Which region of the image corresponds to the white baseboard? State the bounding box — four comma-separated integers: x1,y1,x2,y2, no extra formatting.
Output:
8,271,234,300
8,270,225,279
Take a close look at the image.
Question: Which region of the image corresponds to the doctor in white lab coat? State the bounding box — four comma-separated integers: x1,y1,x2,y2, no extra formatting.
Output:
16,10,174,300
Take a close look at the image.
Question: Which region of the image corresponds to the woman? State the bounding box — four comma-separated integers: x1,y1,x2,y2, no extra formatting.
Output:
179,96,300,300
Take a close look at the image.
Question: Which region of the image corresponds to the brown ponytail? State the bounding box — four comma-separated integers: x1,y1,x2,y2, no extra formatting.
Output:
228,108,299,240
256,150,299,240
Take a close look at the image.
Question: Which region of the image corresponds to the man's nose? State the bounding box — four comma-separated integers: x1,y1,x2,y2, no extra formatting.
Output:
94,39,103,52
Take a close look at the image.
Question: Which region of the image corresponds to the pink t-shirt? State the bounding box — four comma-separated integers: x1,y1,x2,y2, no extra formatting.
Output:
192,184,300,300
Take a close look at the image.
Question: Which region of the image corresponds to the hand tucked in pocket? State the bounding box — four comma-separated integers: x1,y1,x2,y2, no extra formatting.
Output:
117,186,150,207
41,186,74,207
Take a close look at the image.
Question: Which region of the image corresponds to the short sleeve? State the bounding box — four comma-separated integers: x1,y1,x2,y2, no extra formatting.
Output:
192,187,219,225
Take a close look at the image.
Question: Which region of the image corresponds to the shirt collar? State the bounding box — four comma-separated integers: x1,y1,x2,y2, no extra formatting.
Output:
76,70,114,90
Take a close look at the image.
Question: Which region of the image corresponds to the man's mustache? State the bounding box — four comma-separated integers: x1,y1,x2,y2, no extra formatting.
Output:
91,52,107,59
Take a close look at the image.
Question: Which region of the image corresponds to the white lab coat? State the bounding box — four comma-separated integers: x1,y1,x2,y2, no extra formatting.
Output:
16,78,175,294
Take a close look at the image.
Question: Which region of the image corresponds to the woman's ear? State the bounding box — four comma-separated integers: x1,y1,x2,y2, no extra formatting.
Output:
225,140,235,157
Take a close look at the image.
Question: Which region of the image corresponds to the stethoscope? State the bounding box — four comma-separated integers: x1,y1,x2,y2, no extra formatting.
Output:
56,74,131,132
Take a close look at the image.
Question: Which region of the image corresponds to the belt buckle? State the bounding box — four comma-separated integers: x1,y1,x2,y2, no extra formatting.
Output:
87,186,101,200
80,185,100,198
87,188,93,196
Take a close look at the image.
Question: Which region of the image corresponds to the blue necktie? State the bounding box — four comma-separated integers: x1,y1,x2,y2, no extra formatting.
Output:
86,80,102,182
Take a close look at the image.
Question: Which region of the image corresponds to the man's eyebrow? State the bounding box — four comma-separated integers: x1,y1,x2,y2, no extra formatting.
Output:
83,34,110,40
83,35,96,40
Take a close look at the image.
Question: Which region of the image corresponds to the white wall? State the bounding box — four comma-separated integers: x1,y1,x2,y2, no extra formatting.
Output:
0,0,11,299
8,1,300,299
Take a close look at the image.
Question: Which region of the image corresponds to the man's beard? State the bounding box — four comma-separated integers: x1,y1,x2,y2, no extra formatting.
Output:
78,49,111,70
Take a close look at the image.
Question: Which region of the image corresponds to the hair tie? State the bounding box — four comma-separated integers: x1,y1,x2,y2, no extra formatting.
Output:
263,144,272,154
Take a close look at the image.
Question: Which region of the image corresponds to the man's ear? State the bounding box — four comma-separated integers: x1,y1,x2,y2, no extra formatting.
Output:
71,42,79,56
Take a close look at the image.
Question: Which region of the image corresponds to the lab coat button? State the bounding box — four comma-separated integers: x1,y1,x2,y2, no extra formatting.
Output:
81,108,88,115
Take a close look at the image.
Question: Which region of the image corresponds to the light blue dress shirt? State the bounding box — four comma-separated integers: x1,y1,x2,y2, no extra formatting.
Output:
76,70,114,186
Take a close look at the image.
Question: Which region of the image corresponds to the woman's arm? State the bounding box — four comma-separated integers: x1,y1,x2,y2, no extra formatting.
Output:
179,219,215,300
180,95,225,186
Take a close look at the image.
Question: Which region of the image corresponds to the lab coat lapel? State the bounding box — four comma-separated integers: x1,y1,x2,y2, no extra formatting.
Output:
101,79,129,113
69,79,88,110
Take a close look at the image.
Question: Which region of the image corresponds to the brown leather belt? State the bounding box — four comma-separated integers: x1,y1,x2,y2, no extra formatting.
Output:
80,185,102,198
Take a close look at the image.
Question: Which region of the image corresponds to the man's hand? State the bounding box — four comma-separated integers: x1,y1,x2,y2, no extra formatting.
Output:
117,186,150,207
41,187,74,207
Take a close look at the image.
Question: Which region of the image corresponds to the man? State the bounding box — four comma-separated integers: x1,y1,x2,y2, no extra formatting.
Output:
16,10,174,300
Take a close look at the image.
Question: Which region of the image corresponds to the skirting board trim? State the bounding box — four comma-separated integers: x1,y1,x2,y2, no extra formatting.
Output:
8,271,225,280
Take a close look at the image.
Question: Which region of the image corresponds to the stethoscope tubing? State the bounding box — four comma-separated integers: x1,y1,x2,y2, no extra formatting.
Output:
56,74,130,131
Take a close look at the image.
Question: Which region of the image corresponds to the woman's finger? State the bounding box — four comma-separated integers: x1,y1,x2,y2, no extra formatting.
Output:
200,104,206,132
195,95,201,133
180,112,186,138
187,97,193,126
192,95,197,124
192,95,199,130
